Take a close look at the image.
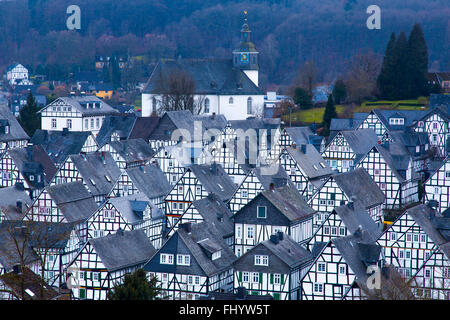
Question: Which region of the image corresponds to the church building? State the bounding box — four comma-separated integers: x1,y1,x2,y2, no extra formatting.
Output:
141,13,265,120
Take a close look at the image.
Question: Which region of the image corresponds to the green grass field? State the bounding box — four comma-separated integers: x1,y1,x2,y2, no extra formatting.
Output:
283,98,428,124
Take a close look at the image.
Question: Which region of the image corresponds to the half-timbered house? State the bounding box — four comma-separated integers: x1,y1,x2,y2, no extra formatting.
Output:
233,185,315,257
51,151,121,205
164,163,237,229
377,202,450,299
358,142,420,210
307,201,382,251
424,157,450,213
227,163,291,215
87,193,164,249
308,168,386,228
278,144,333,200
68,229,156,300
108,163,171,209
30,129,98,167
321,129,378,172
98,138,155,169
144,221,236,300
0,145,57,200
0,104,29,155
150,144,188,185
233,232,312,300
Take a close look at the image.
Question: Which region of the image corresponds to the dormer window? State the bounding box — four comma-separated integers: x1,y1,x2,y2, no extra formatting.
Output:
389,118,404,125
212,250,221,260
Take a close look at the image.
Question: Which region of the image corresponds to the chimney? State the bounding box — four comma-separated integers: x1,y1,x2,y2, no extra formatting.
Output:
15,182,24,191
16,201,22,212
301,144,307,154
211,112,216,120
236,287,246,300
269,183,275,191
383,141,390,150
347,201,354,210
12,264,22,275
100,151,106,164
210,162,218,174
277,231,284,241
269,234,279,244
292,143,297,149
27,146,33,162
181,222,192,233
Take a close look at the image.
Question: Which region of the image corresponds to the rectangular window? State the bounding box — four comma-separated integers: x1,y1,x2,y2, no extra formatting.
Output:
160,253,174,265
51,118,57,129
247,226,254,239
242,190,248,198
67,119,72,129
90,119,94,129
252,272,259,283
96,118,100,128
243,272,249,283
339,265,347,275
254,255,269,266
257,206,267,219
314,283,323,293
318,262,326,273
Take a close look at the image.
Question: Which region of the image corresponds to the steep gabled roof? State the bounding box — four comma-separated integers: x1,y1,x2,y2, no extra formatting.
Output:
188,164,237,202
333,203,382,241
128,116,160,141
261,185,315,222
89,229,156,272
176,222,236,277
286,144,332,179
193,196,234,239
333,168,385,209
69,152,121,197
0,104,29,142
95,115,137,148
143,59,263,95
125,164,171,199
46,181,98,223
31,130,92,165
108,139,155,164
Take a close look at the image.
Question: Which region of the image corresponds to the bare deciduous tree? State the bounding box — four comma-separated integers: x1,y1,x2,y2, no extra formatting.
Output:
344,51,382,103
156,70,197,114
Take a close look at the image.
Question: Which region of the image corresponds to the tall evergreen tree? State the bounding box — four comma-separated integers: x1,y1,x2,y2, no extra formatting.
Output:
332,79,347,104
407,23,428,97
293,87,313,109
322,94,337,137
107,269,161,300
393,32,410,99
18,91,41,137
377,33,397,99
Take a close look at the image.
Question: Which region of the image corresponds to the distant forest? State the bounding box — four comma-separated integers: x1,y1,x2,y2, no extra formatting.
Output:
0,0,448,91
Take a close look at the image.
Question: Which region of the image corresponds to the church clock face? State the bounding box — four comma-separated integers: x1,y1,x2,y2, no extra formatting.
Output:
240,53,249,63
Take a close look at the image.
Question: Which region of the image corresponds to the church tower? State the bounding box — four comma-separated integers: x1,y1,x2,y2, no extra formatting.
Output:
232,11,259,87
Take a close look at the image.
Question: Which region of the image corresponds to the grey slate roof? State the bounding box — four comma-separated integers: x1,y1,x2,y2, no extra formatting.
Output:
89,229,156,272
128,116,160,141
30,130,92,165
149,110,199,142
125,164,171,199
286,144,333,179
333,233,413,299
333,203,382,241
0,184,33,219
261,185,315,222
95,114,137,148
372,109,429,131
0,104,29,143
69,152,121,197
108,194,163,225
405,204,450,246
254,164,293,190
188,163,238,202
284,127,314,145
176,221,236,277
8,145,57,185
0,223,40,271
41,96,118,117
333,168,385,209
143,58,263,95
46,181,98,223
108,139,155,164
339,129,379,161
192,196,234,239
260,233,312,269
